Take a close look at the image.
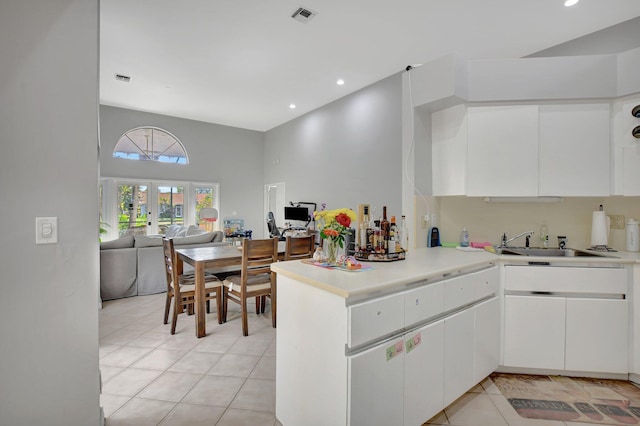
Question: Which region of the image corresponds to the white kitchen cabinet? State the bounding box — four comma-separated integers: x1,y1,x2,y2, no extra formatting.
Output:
443,308,475,406
404,321,445,426
539,104,610,196
565,298,628,374
503,264,628,374
474,297,500,382
432,104,467,196
466,105,539,196
348,337,405,426
503,295,566,370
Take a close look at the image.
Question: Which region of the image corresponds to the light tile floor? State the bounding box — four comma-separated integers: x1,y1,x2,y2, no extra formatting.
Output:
100,294,621,426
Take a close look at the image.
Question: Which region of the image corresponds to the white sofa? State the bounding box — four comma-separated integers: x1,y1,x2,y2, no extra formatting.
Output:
100,227,227,300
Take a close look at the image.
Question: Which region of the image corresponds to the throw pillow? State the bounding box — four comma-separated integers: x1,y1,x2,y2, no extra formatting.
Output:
165,224,182,238
134,235,164,247
172,232,215,246
100,234,134,250
175,227,188,237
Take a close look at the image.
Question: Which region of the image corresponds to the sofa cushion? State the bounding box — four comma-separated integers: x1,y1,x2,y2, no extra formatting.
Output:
186,225,206,236
165,224,183,238
173,232,215,246
134,234,164,247
100,234,134,250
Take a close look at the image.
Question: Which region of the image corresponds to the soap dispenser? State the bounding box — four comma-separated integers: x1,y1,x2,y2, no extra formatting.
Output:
460,227,469,247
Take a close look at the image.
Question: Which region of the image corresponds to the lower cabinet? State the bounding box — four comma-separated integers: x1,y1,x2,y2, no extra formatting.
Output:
565,298,628,374
503,265,628,374
347,321,446,426
503,295,566,370
443,309,475,406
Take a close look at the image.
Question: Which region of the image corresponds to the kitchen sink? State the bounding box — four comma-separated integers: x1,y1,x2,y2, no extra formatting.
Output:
496,247,609,257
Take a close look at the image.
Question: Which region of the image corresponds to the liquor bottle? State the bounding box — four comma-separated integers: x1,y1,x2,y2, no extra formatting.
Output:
359,214,368,250
367,209,376,251
389,216,397,254
400,215,408,251
380,206,390,253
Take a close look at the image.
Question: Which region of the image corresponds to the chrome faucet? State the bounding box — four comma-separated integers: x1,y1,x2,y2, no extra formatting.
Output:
500,230,535,248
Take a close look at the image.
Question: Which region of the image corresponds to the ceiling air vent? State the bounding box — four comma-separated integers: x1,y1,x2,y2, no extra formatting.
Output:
114,73,131,83
291,6,317,23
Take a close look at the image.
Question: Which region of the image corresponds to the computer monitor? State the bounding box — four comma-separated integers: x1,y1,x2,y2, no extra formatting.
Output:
284,206,309,222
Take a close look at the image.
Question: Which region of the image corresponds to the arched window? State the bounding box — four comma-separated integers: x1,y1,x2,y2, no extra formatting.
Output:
113,127,188,164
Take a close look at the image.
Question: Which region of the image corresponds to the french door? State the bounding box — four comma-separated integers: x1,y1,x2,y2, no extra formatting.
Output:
101,179,219,240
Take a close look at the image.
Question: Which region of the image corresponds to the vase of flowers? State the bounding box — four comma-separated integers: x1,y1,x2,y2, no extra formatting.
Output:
314,207,357,266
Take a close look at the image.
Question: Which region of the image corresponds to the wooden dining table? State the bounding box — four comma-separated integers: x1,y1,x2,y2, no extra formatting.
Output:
175,242,286,338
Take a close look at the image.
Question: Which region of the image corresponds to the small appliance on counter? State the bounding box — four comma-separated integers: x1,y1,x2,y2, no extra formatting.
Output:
427,213,440,247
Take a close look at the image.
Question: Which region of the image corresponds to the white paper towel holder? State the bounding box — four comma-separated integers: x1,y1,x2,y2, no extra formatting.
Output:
588,205,617,252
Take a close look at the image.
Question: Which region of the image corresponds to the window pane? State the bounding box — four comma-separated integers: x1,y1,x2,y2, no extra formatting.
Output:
113,127,188,164
157,185,184,234
117,184,148,236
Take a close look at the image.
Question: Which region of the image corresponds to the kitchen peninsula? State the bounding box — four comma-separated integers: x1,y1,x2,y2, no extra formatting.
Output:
272,247,637,426
272,248,498,426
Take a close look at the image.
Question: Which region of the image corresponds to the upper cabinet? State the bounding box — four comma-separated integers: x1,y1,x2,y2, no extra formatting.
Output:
538,104,610,196
432,103,612,197
467,105,539,197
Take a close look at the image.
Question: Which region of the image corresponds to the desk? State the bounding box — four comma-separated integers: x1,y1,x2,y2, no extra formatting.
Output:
176,242,285,338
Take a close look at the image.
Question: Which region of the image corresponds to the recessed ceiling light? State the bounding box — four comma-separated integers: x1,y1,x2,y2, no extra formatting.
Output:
289,104,296,109
336,79,345,86
564,0,579,6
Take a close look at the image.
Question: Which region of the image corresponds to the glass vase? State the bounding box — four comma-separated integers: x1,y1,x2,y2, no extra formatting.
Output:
325,238,339,266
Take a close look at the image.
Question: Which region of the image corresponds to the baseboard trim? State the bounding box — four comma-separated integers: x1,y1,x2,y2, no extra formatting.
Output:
631,373,640,385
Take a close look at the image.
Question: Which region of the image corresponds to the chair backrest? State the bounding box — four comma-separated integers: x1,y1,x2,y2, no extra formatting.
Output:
241,237,279,278
162,238,177,293
285,235,315,261
266,212,281,238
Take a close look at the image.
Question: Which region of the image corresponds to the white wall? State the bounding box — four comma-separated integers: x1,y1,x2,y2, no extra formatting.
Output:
100,106,265,233
264,74,404,224
0,1,100,425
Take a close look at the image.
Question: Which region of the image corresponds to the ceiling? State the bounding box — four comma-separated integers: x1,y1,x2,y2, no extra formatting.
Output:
100,1,640,132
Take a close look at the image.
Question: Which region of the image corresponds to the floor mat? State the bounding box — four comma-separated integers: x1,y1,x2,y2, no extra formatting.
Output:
490,373,640,425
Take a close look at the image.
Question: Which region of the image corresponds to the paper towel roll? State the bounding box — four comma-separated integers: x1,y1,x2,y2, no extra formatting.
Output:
591,210,608,246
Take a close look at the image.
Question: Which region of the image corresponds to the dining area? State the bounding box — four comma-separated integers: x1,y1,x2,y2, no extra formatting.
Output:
165,234,315,338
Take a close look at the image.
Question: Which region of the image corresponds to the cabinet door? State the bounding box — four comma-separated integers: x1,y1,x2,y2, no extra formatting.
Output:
404,321,444,426
467,105,539,196
443,308,475,406
347,338,404,426
565,298,628,374
539,104,610,196
503,295,566,370
475,297,500,382
432,104,467,196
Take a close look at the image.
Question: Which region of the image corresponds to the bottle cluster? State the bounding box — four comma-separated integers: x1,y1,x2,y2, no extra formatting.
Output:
356,205,407,261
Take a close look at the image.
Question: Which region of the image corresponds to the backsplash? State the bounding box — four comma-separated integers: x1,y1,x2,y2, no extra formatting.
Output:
437,196,640,251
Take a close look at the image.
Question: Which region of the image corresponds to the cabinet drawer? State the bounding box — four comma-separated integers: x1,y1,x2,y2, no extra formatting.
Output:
505,266,627,294
348,293,404,348
475,267,499,300
444,267,498,311
404,282,445,327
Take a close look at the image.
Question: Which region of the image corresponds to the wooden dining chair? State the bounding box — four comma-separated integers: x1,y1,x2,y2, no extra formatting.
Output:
162,238,223,335
222,237,278,336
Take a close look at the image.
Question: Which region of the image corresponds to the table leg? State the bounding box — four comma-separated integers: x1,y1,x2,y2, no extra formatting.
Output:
195,262,206,338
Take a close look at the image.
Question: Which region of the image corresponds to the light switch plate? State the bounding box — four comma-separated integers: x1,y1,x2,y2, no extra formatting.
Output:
36,217,58,244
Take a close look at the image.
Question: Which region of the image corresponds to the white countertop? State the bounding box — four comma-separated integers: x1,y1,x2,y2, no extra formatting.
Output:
272,246,640,301
271,247,496,301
